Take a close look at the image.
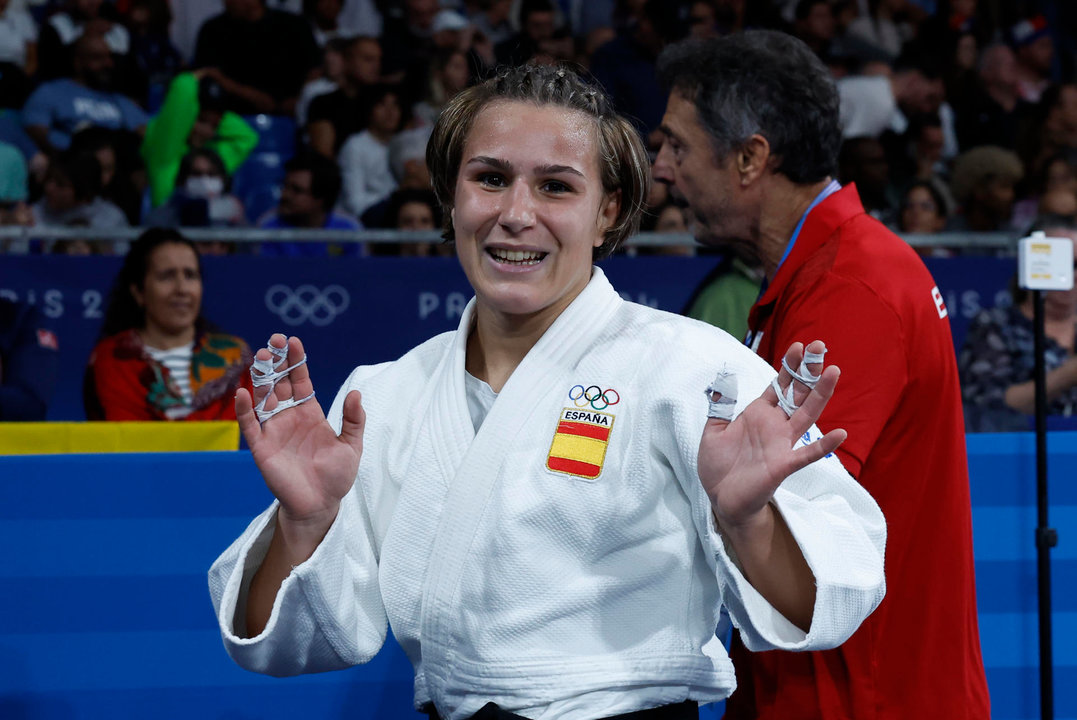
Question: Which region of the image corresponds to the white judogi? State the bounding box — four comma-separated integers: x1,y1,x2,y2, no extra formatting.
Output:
209,268,886,720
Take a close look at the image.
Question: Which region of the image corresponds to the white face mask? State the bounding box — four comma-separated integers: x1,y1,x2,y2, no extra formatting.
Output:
184,175,224,199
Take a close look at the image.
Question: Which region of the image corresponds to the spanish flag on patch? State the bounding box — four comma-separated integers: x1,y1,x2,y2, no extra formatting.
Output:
546,408,615,480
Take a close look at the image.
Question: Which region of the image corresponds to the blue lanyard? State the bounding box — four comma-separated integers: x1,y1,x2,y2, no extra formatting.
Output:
774,179,842,276
744,180,841,350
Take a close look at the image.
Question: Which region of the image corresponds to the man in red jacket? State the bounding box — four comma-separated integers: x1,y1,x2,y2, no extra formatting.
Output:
653,30,990,719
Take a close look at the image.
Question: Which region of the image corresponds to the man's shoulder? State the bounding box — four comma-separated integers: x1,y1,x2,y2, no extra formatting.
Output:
325,213,361,230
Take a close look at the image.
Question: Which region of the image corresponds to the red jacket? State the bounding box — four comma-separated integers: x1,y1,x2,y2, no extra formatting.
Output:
726,185,990,719
85,328,253,421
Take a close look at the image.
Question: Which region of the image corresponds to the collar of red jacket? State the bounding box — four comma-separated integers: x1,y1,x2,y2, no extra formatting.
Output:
754,182,866,309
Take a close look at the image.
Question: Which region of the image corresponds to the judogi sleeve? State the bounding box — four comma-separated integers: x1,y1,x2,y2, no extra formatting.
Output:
208,366,388,676
648,331,886,653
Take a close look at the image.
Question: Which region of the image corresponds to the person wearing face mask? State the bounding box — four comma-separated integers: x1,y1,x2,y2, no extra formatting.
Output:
146,148,247,229
142,70,259,209
84,228,253,421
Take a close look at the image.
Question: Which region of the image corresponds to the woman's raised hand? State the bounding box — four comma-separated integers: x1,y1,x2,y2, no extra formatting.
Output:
697,340,846,531
236,333,365,531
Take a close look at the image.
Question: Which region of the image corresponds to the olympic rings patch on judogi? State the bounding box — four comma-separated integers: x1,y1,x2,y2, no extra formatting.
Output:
546,384,619,480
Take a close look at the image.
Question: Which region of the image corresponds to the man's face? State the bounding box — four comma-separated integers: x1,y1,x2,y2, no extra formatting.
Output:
524,11,555,42
75,37,114,89
278,170,323,225
346,40,381,85
406,0,438,31
653,91,748,246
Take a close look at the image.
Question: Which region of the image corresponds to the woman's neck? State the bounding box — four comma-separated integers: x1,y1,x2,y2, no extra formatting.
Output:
139,324,195,351
465,305,562,392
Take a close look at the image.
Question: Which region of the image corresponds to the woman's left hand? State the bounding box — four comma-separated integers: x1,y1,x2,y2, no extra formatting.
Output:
698,340,846,531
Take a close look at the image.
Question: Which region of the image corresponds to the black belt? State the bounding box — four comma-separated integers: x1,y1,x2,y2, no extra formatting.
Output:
422,699,698,720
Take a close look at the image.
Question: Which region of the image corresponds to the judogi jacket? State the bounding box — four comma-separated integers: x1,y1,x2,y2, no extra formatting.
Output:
209,268,887,720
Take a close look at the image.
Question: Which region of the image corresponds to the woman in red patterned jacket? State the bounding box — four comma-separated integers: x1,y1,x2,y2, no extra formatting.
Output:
84,227,253,420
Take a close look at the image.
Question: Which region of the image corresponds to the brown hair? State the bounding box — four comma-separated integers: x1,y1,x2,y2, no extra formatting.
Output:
426,63,651,259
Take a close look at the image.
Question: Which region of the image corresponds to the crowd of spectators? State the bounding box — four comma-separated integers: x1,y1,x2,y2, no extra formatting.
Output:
0,0,1074,255
2,0,1077,425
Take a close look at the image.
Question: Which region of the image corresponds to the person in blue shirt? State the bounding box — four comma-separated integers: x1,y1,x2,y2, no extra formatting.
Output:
0,298,59,421
21,33,147,155
259,152,362,257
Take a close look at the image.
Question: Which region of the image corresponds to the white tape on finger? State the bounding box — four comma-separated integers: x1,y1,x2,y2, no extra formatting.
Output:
251,342,316,423
705,369,738,421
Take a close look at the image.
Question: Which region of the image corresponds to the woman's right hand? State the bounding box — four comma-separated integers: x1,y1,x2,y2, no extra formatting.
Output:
236,333,365,536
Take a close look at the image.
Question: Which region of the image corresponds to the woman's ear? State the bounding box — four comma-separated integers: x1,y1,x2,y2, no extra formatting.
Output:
129,283,144,307
595,190,621,247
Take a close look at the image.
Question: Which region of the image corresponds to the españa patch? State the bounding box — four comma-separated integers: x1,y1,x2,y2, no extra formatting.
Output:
546,385,619,480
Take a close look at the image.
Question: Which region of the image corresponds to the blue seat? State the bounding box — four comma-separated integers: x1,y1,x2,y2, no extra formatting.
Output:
241,114,297,156
232,151,285,224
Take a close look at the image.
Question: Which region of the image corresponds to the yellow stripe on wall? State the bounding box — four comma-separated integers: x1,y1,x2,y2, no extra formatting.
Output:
550,432,608,466
0,422,239,455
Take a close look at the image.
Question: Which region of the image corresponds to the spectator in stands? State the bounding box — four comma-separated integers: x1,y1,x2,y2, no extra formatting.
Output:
838,53,944,140
1013,150,1077,232
430,9,472,53
791,0,836,60
0,140,28,216
948,145,1023,232
21,33,149,155
37,0,134,86
838,136,896,222
844,0,920,61
960,224,1077,432
1020,83,1077,179
0,298,59,421
142,71,259,209
954,43,1030,151
338,84,403,219
379,0,438,99
368,186,443,255
412,47,470,127
590,0,679,141
84,227,254,421
31,150,129,244
70,126,144,225
0,140,31,253
193,0,321,115
896,179,949,234
499,0,574,67
304,0,348,47
1009,15,1054,104
0,0,38,107
357,125,431,227
885,112,951,198
307,35,382,158
296,37,347,129
145,148,247,228
470,0,513,46
127,0,183,107
259,152,361,257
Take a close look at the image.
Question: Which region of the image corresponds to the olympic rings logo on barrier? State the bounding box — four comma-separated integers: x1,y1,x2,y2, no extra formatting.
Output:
568,385,620,410
265,284,350,327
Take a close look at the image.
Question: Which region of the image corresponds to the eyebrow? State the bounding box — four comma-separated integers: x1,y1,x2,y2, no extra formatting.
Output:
466,156,585,179
658,125,683,144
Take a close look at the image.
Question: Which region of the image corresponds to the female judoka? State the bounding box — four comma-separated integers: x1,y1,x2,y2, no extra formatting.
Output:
209,64,886,720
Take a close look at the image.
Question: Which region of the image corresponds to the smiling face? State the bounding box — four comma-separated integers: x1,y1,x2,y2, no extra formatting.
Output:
452,101,618,325
131,242,203,343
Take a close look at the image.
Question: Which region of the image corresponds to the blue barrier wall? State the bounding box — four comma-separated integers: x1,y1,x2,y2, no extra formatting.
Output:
1,433,1075,719
0,254,1015,422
